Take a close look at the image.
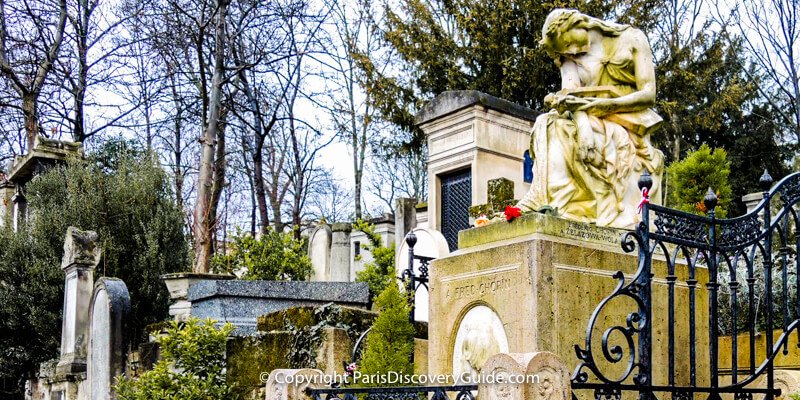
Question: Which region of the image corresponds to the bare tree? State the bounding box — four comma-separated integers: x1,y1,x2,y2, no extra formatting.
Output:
306,170,353,223
193,0,230,272
323,0,386,220
0,0,68,150
367,145,427,214
722,0,800,141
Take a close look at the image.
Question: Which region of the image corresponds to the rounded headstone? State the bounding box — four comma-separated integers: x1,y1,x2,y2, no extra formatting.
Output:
308,225,332,282
88,278,131,400
396,228,450,322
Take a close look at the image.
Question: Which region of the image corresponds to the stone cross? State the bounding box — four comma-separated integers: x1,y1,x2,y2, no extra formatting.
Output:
56,227,101,375
88,278,131,400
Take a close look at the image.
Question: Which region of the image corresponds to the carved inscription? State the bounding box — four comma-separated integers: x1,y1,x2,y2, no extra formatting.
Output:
560,221,619,245
446,277,513,300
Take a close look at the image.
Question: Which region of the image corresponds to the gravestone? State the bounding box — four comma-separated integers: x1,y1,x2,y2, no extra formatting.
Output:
329,223,351,281
264,369,323,400
477,352,570,400
308,224,332,281
394,197,418,250
88,278,131,400
56,227,101,375
396,228,450,322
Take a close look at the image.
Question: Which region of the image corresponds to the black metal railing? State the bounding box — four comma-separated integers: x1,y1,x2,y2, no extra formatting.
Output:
572,170,800,400
308,385,477,400
402,231,432,326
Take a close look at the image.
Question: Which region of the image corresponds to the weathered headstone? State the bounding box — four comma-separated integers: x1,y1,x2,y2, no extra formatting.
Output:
308,224,332,281
329,223,351,282
56,227,101,375
88,278,131,400
394,197,418,250
396,228,449,322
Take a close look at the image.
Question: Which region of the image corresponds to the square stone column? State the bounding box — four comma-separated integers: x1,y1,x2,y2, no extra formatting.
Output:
0,180,14,229
56,227,101,375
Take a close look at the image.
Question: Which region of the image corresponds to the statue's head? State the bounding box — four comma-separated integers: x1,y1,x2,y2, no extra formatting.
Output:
540,9,628,60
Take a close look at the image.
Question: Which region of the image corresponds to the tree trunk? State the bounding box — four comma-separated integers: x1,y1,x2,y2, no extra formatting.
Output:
22,93,38,150
192,0,228,273
253,141,270,232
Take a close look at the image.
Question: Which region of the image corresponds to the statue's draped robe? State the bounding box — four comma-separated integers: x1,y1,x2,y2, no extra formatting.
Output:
519,29,664,228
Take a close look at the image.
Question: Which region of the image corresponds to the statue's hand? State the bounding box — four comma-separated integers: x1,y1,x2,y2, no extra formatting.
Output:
546,93,589,114
577,98,616,117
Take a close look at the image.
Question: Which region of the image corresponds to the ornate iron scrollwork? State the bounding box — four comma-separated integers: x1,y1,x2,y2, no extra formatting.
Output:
718,214,761,249
777,174,800,207
572,230,648,386
594,387,622,400
652,207,709,248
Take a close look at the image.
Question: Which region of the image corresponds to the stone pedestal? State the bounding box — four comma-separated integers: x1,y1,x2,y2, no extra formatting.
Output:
56,227,102,376
428,212,710,388
161,272,235,321
742,192,764,214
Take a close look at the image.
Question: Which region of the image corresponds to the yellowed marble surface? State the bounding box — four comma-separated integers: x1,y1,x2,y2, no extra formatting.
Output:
517,9,665,229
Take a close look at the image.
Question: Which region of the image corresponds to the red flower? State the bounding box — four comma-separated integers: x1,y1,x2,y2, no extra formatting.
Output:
504,206,522,222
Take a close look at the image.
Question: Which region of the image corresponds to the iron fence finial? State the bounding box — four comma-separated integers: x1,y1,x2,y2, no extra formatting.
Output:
406,231,418,249
638,170,653,191
704,187,718,213
759,169,773,192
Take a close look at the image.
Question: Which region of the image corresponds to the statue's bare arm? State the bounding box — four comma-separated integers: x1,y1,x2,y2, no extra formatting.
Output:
577,29,657,116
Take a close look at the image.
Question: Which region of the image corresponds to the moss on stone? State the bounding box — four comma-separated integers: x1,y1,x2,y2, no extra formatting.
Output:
469,204,491,218
488,178,514,209
256,306,317,332
226,332,293,399
256,305,377,335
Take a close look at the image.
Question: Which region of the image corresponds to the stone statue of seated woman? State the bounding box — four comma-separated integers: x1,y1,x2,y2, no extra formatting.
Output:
516,9,665,229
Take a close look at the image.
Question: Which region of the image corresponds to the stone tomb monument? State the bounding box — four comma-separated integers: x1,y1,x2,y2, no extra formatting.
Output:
88,278,131,400
422,8,704,395
57,227,102,375
429,213,710,391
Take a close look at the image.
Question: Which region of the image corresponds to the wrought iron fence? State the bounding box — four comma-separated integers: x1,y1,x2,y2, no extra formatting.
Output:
572,170,800,400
